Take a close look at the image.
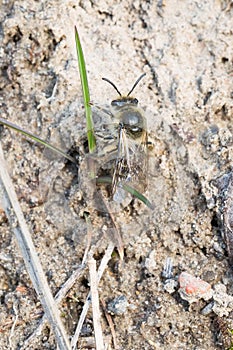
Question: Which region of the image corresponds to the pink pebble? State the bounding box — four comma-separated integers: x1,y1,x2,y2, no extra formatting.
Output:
178,272,212,302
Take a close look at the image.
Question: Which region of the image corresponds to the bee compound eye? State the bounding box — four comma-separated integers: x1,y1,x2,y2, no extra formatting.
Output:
131,98,138,105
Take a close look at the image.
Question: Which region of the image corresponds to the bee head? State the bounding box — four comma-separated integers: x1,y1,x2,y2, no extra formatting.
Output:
102,73,146,107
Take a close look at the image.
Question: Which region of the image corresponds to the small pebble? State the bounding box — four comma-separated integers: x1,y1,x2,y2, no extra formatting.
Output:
107,295,128,315
201,301,214,316
178,272,213,303
145,250,157,273
164,278,177,294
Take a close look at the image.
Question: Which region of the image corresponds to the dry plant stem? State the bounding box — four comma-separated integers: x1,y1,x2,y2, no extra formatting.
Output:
71,241,115,349
22,229,90,349
9,300,19,349
88,257,105,350
21,197,110,348
101,298,118,349
21,264,86,350
0,142,71,350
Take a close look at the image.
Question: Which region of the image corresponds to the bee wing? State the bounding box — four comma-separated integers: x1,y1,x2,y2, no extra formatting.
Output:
112,126,129,193
112,126,148,194
127,129,148,192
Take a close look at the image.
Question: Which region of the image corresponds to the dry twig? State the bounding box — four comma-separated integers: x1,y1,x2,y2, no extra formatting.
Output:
0,142,71,350
101,298,118,349
71,241,115,349
89,257,105,350
21,264,86,349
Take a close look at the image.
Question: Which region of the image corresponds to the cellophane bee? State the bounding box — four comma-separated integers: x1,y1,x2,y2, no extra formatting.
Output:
86,73,148,213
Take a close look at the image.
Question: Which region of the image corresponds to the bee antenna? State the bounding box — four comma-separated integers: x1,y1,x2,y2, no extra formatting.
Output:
127,73,146,97
102,77,122,96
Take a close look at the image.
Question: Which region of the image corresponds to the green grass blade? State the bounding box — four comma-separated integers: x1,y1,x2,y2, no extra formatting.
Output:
75,27,96,153
0,117,75,163
97,176,154,210
121,183,154,210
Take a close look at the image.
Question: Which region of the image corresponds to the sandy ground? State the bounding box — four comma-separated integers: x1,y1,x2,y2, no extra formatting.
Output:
0,1,233,349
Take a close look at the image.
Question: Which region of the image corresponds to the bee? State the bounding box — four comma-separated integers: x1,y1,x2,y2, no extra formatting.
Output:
92,73,148,209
